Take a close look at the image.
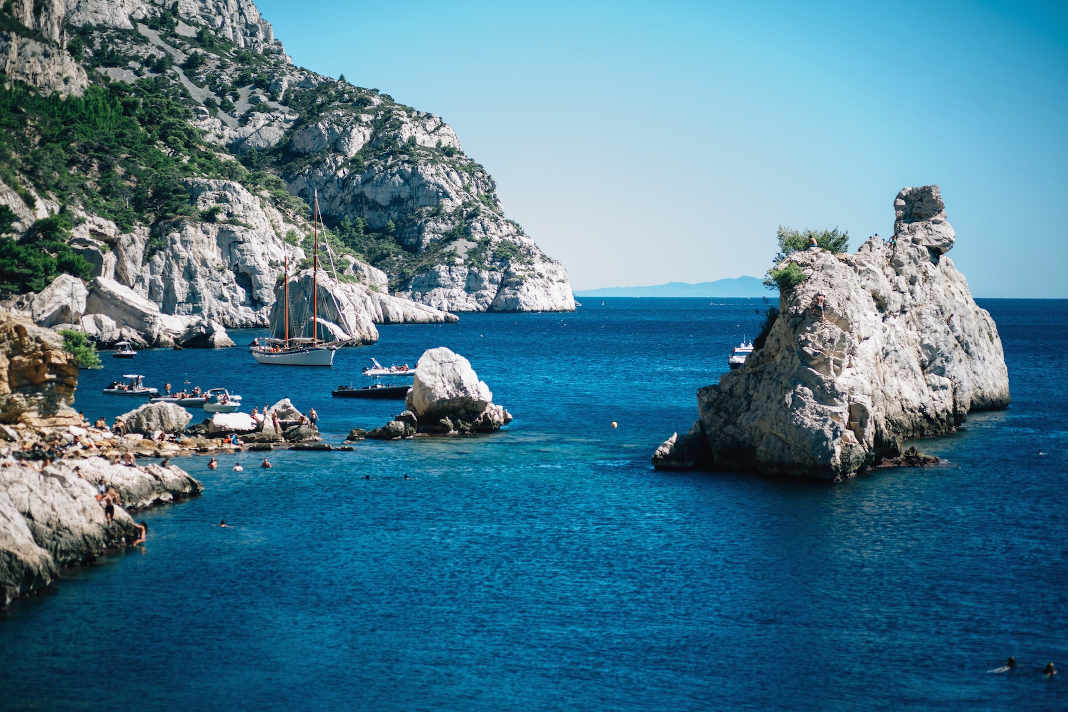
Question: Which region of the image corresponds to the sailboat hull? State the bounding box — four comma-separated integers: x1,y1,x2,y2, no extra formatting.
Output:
251,346,335,366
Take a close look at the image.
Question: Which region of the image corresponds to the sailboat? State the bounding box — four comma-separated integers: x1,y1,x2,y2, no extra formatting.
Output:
251,190,336,367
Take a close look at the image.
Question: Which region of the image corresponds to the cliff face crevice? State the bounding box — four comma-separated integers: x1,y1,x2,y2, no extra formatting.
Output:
653,186,1010,480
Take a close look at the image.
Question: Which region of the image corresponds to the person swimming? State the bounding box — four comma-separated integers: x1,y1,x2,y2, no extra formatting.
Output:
261,458,272,469
233,464,244,472
1045,661,1057,678
219,520,230,527
208,457,218,470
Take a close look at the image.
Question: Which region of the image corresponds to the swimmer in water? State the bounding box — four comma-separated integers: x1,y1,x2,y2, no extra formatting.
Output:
261,458,272,469
219,520,230,527
1045,661,1057,678
233,464,243,472
990,656,1016,673
208,457,218,470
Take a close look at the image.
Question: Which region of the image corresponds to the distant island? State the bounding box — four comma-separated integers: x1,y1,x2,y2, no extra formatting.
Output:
576,276,768,298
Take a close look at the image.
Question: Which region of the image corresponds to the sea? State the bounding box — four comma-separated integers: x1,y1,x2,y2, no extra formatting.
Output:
1,298,1065,711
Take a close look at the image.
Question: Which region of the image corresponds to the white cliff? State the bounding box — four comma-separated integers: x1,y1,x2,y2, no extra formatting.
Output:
653,186,1010,480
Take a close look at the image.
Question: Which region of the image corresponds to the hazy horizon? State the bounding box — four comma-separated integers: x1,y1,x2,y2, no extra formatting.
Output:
257,0,1068,298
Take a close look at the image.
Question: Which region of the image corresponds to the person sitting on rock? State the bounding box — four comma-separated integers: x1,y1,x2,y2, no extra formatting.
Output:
808,234,819,248
94,417,108,430
122,451,136,467
113,419,127,436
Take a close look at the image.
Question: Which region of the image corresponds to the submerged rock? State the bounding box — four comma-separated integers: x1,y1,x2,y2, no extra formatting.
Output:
653,186,1009,480
367,347,511,437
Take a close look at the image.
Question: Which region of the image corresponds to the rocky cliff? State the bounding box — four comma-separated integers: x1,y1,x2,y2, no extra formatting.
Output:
0,311,79,427
0,0,574,342
653,186,1010,480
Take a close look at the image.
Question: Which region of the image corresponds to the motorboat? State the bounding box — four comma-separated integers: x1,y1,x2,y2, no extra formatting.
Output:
112,341,136,358
362,358,414,377
728,340,754,370
103,374,158,396
203,388,243,413
150,394,207,407
332,383,411,399
251,189,336,367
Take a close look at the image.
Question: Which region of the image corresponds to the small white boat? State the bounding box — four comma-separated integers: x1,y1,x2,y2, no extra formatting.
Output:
362,358,413,377
203,388,243,413
103,374,158,396
728,340,754,370
112,341,136,358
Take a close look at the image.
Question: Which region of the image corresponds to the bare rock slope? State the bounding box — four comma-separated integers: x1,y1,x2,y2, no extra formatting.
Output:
653,186,1010,480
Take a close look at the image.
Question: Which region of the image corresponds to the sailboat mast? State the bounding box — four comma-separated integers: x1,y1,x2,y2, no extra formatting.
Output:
312,189,319,346
283,248,289,342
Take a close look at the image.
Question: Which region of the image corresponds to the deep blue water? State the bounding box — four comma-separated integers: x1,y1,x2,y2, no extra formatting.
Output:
1,298,1066,711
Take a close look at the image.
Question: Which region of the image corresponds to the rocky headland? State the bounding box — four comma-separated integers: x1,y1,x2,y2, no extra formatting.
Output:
653,186,1010,480
0,0,574,352
363,346,511,439
0,311,203,607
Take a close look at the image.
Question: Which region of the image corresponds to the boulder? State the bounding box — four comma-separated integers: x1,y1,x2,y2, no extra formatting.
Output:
368,347,512,437
175,317,236,349
117,402,192,435
206,412,258,434
406,347,494,421
31,274,87,327
282,424,320,442
653,186,1010,480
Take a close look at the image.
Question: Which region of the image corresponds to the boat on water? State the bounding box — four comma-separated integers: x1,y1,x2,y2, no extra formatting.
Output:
362,358,414,377
150,394,207,407
332,383,411,399
203,388,243,413
728,340,754,370
251,189,335,367
103,374,158,396
112,340,136,359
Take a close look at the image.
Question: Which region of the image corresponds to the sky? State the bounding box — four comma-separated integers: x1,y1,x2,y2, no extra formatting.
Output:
256,0,1068,297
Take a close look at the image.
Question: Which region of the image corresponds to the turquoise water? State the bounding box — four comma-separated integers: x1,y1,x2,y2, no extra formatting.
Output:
1,298,1066,710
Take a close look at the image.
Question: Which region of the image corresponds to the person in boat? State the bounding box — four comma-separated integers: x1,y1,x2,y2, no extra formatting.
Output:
165,382,171,395
192,386,202,396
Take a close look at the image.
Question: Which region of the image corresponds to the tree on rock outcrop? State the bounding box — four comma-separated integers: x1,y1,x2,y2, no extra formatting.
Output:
764,226,849,291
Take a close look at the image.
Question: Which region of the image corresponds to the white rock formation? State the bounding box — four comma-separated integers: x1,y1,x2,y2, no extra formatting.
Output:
116,401,192,434
0,33,88,97
366,346,511,437
0,457,202,606
653,186,1010,480
268,269,457,344
206,412,257,434
31,274,87,327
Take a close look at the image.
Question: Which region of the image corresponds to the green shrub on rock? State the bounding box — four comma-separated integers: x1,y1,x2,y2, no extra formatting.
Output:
59,329,102,369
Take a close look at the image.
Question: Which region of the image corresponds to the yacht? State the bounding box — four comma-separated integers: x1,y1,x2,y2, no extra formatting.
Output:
103,374,158,396
362,358,414,377
728,340,754,370
251,189,336,367
203,388,243,413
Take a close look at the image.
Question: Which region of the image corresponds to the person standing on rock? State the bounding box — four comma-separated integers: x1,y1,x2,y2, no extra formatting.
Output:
308,408,318,426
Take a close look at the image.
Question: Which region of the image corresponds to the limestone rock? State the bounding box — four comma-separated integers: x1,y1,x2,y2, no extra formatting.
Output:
206,412,257,434
0,312,79,427
0,33,88,97
176,317,235,348
0,457,202,607
116,402,192,434
31,274,87,328
368,346,511,436
406,347,494,421
654,186,1010,480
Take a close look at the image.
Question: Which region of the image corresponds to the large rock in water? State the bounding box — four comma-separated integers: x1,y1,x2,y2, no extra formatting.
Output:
268,269,457,344
653,186,1010,480
367,347,511,437
117,402,192,435
0,312,80,428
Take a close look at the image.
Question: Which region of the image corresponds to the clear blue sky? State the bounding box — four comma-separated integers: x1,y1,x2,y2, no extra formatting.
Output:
257,0,1068,297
